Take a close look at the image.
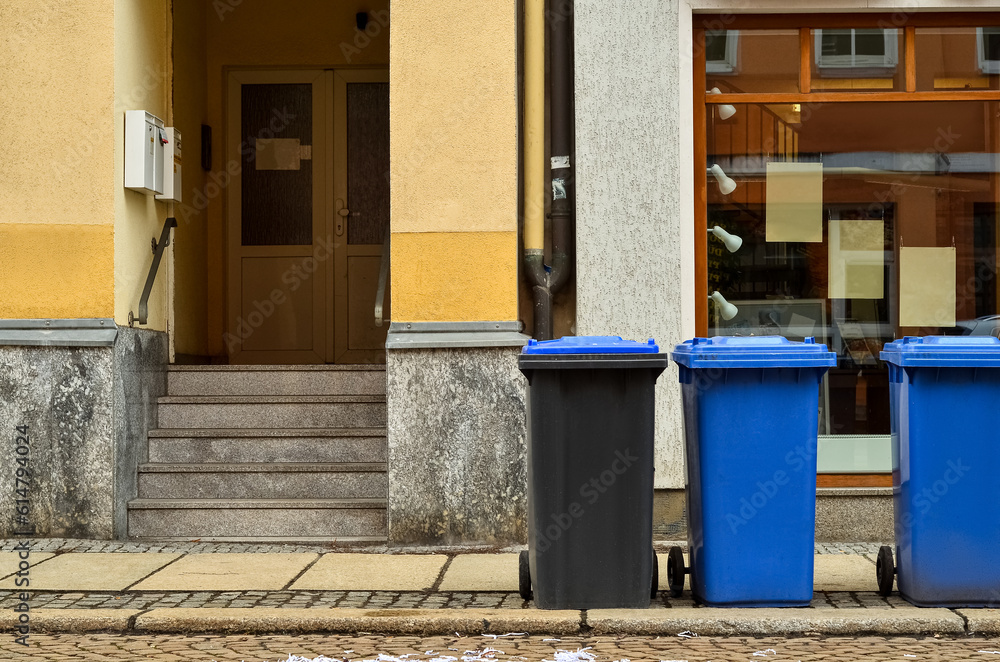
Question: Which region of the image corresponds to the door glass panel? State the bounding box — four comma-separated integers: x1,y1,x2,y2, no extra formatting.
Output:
915,27,1000,90
347,82,390,245
706,100,1000,441
241,83,313,246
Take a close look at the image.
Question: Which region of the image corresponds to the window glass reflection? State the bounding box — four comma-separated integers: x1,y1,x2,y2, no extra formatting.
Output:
706,101,1000,435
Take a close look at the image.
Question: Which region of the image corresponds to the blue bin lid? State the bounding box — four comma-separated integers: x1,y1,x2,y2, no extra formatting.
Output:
881,336,1000,367
522,335,659,354
670,336,836,369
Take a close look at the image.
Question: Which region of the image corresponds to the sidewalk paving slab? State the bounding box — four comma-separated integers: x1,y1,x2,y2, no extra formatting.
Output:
131,553,316,591
814,554,875,592
0,553,180,591
0,551,54,578
133,607,583,635
439,554,518,592
586,606,965,636
292,553,447,591
0,609,142,633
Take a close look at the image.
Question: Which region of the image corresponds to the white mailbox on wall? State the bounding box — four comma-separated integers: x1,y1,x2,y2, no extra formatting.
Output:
156,127,182,203
124,110,165,195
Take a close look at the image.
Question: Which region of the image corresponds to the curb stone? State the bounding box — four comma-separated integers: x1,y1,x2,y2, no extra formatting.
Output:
586,607,966,636
132,608,583,635
0,609,143,634
0,606,973,636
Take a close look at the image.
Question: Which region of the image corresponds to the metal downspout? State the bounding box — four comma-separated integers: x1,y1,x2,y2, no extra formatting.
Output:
523,0,574,341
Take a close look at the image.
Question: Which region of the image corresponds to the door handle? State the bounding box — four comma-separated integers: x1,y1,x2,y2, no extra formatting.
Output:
335,199,349,236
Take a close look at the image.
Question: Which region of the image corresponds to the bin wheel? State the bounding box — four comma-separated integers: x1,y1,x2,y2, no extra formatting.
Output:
518,550,532,601
876,545,895,596
651,549,659,598
667,546,687,598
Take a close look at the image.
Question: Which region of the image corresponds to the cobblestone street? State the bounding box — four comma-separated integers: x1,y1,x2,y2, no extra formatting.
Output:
7,633,1000,661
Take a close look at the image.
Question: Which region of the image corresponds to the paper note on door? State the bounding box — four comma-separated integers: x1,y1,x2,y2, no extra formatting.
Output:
828,220,884,299
765,162,823,242
256,138,302,170
899,247,956,327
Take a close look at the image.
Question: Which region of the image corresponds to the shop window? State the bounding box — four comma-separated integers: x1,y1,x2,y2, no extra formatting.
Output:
698,15,1000,481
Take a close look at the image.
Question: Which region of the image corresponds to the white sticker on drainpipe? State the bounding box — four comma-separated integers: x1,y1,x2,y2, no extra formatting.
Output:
551,155,571,169
552,178,567,200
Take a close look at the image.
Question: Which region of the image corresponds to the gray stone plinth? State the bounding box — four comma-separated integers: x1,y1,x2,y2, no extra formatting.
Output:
655,487,895,543
0,325,166,538
0,345,114,537
816,488,893,542
387,347,526,545
112,327,168,537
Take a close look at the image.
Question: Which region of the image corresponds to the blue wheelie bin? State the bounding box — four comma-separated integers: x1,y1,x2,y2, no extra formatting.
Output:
877,336,1000,607
668,336,836,607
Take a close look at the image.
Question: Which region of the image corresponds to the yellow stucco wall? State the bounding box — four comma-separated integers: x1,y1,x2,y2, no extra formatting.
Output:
0,225,114,319
392,232,518,322
202,0,390,356
114,0,171,331
0,1,116,318
390,0,519,321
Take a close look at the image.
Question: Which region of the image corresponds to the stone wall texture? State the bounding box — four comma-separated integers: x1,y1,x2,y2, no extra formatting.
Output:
0,327,166,538
387,347,527,545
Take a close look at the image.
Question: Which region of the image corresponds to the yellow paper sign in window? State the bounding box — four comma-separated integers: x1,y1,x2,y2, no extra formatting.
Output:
828,220,884,299
899,247,956,327
765,162,823,242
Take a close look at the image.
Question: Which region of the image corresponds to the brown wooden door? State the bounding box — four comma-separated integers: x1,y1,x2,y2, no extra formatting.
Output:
225,69,389,365
330,70,391,364
226,70,328,364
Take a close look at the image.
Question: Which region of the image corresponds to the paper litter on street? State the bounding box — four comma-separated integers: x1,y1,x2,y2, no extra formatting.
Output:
545,647,597,661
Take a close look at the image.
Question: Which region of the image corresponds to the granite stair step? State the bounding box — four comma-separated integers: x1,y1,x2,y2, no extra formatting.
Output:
168,364,386,397
127,498,387,538
156,395,386,429
136,462,388,499
147,427,387,463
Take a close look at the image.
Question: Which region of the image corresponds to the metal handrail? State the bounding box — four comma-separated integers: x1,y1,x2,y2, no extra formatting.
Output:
130,217,177,327
375,230,390,327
